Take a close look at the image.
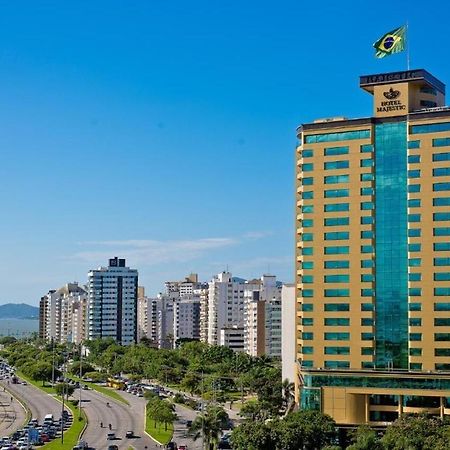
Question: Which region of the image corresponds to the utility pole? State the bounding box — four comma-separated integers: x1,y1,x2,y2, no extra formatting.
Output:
78,344,82,419
51,338,55,386
61,353,65,444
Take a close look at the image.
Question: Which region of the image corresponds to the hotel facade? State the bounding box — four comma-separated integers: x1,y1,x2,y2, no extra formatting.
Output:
296,69,450,426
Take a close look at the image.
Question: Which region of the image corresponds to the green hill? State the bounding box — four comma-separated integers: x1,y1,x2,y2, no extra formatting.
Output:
0,303,39,319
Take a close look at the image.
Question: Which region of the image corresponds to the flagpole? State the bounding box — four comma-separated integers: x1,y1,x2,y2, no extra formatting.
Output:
406,21,410,70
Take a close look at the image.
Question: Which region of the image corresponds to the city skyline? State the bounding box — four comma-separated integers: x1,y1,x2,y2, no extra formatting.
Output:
1,1,449,303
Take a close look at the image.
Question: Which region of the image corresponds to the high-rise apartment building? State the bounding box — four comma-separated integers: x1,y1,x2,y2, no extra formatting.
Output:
88,257,138,345
296,69,450,425
281,284,296,383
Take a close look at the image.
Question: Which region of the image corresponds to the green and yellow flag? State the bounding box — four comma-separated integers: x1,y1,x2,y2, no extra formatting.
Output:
373,26,406,58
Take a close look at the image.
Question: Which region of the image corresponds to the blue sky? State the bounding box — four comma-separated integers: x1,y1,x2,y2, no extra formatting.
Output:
1,1,449,304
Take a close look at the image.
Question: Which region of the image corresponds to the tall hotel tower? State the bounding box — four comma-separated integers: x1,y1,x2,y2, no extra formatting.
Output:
296,69,450,426
88,257,138,345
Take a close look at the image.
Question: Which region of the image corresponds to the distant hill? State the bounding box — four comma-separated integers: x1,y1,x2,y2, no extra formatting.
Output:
0,303,39,319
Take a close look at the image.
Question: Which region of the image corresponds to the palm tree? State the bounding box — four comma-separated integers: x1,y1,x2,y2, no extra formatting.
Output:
190,405,229,450
281,378,295,416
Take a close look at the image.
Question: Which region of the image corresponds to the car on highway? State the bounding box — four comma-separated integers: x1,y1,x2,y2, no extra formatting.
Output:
178,445,188,450
166,442,178,450
107,432,116,440
125,430,134,438
107,445,119,450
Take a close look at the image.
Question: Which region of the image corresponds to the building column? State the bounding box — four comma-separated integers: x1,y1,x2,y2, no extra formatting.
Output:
440,396,444,420
365,394,370,423
398,395,403,417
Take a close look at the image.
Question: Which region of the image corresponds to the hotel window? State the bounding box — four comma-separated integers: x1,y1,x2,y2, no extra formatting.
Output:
302,303,314,311
435,333,450,341
361,201,374,210
433,197,450,206
433,152,450,161
361,259,374,268
302,233,313,241
361,187,374,196
361,216,374,225
361,347,373,355
435,288,450,296
302,318,314,326
324,274,349,283
302,163,314,172
303,190,314,200
301,360,313,368
361,333,373,340
410,363,422,370
302,289,314,297
410,348,422,356
361,274,374,282
303,261,314,269
305,129,370,143
408,155,421,163
434,303,450,311
434,228,450,236
302,219,313,227
325,361,350,369
410,122,450,134
409,288,422,296
435,348,450,356
324,318,350,326
360,144,373,153
302,149,313,157
325,189,349,198
435,318,450,326
361,289,374,297
433,182,450,191
325,346,350,355
361,303,374,311
324,246,349,255
361,173,374,181
325,260,349,269
409,303,422,311
361,245,374,253
324,303,349,311
409,258,422,267
433,242,450,252
432,138,450,147
408,140,421,149
420,100,437,108
360,158,373,168
409,273,422,282
408,169,420,178
409,333,422,341
324,332,350,340
302,205,314,213
302,247,313,256
361,318,373,326
302,332,314,340
324,160,349,170
433,166,450,176
408,229,421,237
325,217,349,226
302,346,314,354
420,86,437,95
408,184,421,193
324,203,349,212
408,243,421,252
324,174,349,184
361,230,374,239
408,199,421,208
434,272,450,281
324,232,349,240
303,177,314,186
302,275,314,283
436,363,450,370
324,289,349,297
434,212,450,221
324,146,349,156
409,318,422,326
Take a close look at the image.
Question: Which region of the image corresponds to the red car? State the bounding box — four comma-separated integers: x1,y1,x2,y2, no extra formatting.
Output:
178,446,188,450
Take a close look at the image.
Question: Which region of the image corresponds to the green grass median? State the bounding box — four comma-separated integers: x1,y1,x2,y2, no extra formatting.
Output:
71,375,129,406
145,404,174,445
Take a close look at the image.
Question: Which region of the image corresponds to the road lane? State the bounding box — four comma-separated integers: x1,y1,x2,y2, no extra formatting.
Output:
0,386,26,437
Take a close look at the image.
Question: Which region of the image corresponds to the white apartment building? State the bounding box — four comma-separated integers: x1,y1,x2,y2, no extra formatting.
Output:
88,257,138,345
199,287,209,343
281,283,296,383
173,295,201,342
243,275,282,358
220,326,245,352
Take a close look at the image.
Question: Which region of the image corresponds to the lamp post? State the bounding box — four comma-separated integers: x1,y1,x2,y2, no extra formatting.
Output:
78,344,82,419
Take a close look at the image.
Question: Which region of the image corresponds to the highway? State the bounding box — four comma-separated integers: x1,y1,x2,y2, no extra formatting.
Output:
0,385,26,437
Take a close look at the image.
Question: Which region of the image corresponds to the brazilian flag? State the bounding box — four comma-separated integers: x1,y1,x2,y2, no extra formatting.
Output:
373,26,406,58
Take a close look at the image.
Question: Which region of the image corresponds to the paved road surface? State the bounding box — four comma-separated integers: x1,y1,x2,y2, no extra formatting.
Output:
0,385,26,437
80,388,158,450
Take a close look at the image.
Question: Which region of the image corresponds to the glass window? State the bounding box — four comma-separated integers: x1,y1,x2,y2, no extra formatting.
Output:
409,303,422,311
302,205,314,213
361,274,374,282
409,288,422,296
324,332,350,340
433,137,450,147
434,182,450,191
361,187,374,196
324,289,349,297
409,273,421,281
434,272,450,281
408,155,420,163
410,363,423,370
408,243,421,252
302,177,314,186
435,318,450,326
360,158,373,167
433,167,450,177
433,197,450,206
325,217,349,226
303,190,314,199
409,318,422,326
324,231,349,240
302,275,314,283
305,129,370,143
302,219,313,227
434,257,450,266
409,258,422,267
408,184,421,193
302,303,314,311
409,333,422,341
408,229,421,237
361,245,374,253
420,86,437,95
325,260,349,269
302,289,314,297
324,160,349,170
408,199,421,208
361,347,373,355
325,361,350,369
434,227,450,236
361,230,374,239
324,303,349,311
324,318,350,326
301,360,313,368
361,318,373,326
434,212,450,221
408,214,421,222
302,332,314,340
302,233,313,241
324,274,349,283
325,346,350,355
302,247,313,255
410,348,422,356
324,246,349,255
325,189,349,198
408,169,420,178
302,346,314,354
435,348,450,357
361,144,373,153
302,149,313,157
361,201,374,210
324,174,349,184
324,203,349,212
361,259,374,268
361,173,374,181
303,261,314,269
433,152,450,161
361,216,374,225
435,333,450,341
302,163,314,172
361,333,374,340
324,146,349,156
361,303,374,311
410,122,450,134
408,140,421,149
435,288,450,296
302,318,314,326
361,288,374,296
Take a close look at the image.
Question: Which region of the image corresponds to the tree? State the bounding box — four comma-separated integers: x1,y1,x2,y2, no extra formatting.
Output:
347,425,382,450
55,383,75,400
231,421,276,450
180,371,202,395
281,379,295,416
69,361,95,377
28,361,54,386
190,405,229,450
239,399,272,421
